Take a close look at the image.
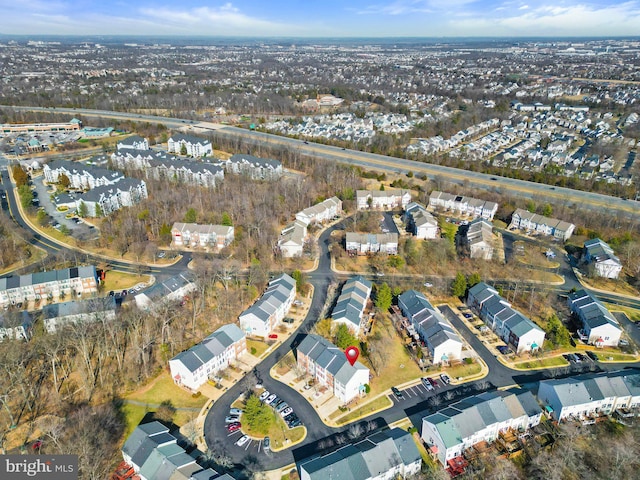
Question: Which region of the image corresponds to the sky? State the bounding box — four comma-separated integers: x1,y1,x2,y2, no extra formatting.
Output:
1,0,640,37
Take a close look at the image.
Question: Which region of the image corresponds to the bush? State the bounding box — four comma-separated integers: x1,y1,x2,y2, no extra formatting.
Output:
464,357,474,365
191,391,202,398
251,347,257,355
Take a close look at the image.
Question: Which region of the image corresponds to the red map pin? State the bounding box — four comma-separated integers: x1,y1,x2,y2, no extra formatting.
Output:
345,346,359,366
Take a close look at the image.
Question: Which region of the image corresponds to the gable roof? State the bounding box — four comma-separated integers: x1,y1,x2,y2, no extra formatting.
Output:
296,334,368,385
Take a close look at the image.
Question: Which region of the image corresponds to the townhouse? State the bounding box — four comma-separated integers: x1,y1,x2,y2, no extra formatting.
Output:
167,133,213,158
135,272,197,311
278,220,307,258
238,274,296,337
582,238,622,279
0,266,99,308
463,218,498,260
404,202,438,239
0,311,33,341
567,289,622,347
122,421,233,480
421,388,542,466
169,324,246,391
77,177,148,217
345,232,399,255
356,189,412,210
295,196,342,226
42,297,117,334
467,283,545,354
398,290,462,364
538,370,640,422
509,209,575,241
224,154,283,180
331,276,372,335
428,191,498,221
298,428,421,480
296,334,370,403
171,223,234,250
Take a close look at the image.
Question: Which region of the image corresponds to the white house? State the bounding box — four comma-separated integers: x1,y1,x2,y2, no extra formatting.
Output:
467,283,545,353
116,135,149,151
567,289,622,347
167,134,213,158
298,428,421,480
42,297,117,334
356,189,411,210
169,324,246,391
171,223,234,250
43,159,124,190
278,220,307,258
295,197,342,226
537,371,640,422
0,311,33,341
134,272,197,311
509,208,575,241
77,178,148,217
422,389,542,466
345,232,398,255
398,290,462,364
296,334,370,403
464,218,497,260
583,238,622,279
404,202,438,239
224,154,283,180
428,191,498,220
331,276,372,335
238,274,296,337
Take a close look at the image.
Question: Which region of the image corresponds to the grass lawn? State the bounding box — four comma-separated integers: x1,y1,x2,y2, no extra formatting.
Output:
122,403,149,438
446,362,482,378
511,356,569,370
514,241,560,269
247,339,270,358
582,278,639,297
125,371,207,410
101,271,151,292
604,303,640,322
239,403,306,450
594,352,638,362
364,315,423,397
333,395,393,425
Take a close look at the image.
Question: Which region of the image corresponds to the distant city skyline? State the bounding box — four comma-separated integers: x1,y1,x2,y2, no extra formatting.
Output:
1,1,639,37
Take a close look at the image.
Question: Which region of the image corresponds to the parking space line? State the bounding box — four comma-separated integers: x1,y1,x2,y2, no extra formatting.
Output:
403,389,412,398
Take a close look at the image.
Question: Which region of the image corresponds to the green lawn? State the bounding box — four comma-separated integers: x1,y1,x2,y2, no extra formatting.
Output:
511,356,569,370
446,362,482,378
604,304,640,322
594,352,638,362
247,339,270,357
101,271,150,292
333,395,393,425
125,371,207,409
122,403,149,438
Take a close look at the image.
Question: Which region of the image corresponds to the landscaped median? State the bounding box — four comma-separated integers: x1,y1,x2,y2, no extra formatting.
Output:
510,355,569,370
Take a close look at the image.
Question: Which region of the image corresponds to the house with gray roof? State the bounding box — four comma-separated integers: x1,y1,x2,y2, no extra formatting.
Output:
168,134,213,158
278,220,307,258
296,334,370,403
583,238,622,279
117,135,149,151
225,154,283,180
43,159,124,190
122,421,230,480
295,197,342,226
567,289,622,347
0,311,33,341
135,272,197,311
331,276,372,335
467,283,545,353
169,324,246,391
398,290,462,365
421,389,542,466
463,218,498,260
171,223,234,250
537,370,640,422
42,296,117,333
428,191,498,221
509,208,575,241
356,189,411,210
298,428,421,480
76,177,147,217
345,232,398,255
404,202,438,239
239,274,296,337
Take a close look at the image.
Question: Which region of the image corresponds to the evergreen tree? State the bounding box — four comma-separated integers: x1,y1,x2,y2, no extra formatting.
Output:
375,282,392,311
451,272,468,298
184,207,197,223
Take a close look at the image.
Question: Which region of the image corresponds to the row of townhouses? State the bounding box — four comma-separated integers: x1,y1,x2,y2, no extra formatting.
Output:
238,274,296,337
0,266,99,308
398,290,463,365
171,223,235,250
0,311,33,341
356,189,412,210
428,191,499,221
169,324,247,391
467,283,546,353
583,238,623,279
509,208,575,241
463,218,499,260
278,197,342,258
134,272,197,311
331,276,372,335
123,421,234,480
346,232,399,255
44,159,148,217
404,202,438,239
42,296,116,334
567,289,622,347
296,334,370,403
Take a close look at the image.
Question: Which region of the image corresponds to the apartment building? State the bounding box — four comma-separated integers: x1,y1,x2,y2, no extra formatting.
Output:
404,202,438,239
224,154,283,180
295,196,342,225
345,232,399,255
167,134,213,157
44,159,124,190
567,289,622,347
239,274,296,337
428,191,498,221
331,276,372,335
356,189,411,210
464,219,498,260
77,177,148,217
583,238,622,279
509,209,575,241
134,272,197,311
171,223,234,250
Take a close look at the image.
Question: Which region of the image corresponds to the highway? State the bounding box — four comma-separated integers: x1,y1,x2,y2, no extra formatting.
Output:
4,105,640,220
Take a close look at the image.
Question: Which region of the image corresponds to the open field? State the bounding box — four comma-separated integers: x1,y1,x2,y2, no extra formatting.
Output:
125,371,207,409
101,271,151,292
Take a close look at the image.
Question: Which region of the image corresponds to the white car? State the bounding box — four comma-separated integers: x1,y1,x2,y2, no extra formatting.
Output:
229,408,243,416
259,391,270,402
265,394,277,405
280,407,293,418
235,435,250,447
424,282,433,287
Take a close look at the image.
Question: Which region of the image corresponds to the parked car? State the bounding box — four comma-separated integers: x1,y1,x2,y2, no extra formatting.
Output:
586,351,599,361
423,282,433,288
391,387,404,399
229,408,243,416
440,373,451,385
259,390,270,401
463,313,473,319
276,402,289,413
263,437,270,451
268,334,278,339
575,353,587,362
156,251,166,258
268,396,280,407
225,416,240,424
421,377,434,391
563,354,574,363
571,353,581,363
265,394,277,405
235,435,250,447
280,407,293,417
227,423,241,433
428,377,440,388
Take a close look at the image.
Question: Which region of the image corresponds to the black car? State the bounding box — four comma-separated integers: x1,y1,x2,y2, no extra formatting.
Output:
391,387,404,399
575,353,588,362
586,351,599,361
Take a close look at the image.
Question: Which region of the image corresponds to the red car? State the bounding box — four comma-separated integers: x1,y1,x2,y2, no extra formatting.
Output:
226,422,241,433
268,334,278,339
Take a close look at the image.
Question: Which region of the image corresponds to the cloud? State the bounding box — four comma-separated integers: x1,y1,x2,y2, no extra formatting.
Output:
357,0,477,15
